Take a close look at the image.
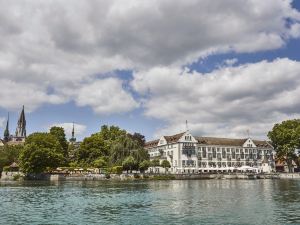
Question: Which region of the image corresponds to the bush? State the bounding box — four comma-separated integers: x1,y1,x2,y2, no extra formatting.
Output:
3,166,10,172
13,174,21,181
110,166,123,174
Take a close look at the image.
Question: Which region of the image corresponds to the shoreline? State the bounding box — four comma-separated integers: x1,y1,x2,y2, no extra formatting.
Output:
1,171,300,181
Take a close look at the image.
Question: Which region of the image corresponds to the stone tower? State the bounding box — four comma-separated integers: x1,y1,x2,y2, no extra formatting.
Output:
15,106,26,139
69,122,76,143
3,113,10,142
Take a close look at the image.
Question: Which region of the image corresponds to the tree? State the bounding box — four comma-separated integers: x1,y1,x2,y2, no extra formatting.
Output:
128,132,145,147
93,157,108,168
19,132,65,173
161,160,171,173
139,160,151,173
268,119,300,172
122,156,136,173
76,134,108,166
19,143,64,174
0,145,23,171
151,159,160,167
50,126,68,157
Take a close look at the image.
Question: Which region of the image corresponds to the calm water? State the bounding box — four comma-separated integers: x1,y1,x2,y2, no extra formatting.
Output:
0,179,300,225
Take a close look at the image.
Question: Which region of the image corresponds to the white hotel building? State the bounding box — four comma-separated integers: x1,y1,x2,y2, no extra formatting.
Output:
145,131,275,173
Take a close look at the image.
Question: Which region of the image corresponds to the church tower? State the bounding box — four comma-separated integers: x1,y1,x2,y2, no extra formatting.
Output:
69,122,76,143
3,113,10,142
15,106,26,141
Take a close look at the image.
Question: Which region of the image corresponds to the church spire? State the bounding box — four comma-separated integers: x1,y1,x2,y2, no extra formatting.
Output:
4,113,10,142
69,122,76,143
15,105,26,137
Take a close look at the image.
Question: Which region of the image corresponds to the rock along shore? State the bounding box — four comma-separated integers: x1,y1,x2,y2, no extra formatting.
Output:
2,172,300,181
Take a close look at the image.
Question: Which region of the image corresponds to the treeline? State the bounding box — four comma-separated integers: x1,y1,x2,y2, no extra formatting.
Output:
0,125,170,174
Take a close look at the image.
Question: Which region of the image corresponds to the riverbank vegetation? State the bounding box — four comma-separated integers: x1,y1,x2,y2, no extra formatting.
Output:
0,125,164,175
268,119,300,172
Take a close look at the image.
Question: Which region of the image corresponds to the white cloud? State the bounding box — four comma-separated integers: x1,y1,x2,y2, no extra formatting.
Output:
223,58,238,67
75,78,138,115
0,117,5,128
49,123,87,138
0,0,299,113
131,58,300,139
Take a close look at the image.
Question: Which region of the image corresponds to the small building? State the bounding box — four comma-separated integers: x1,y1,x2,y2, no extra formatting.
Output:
9,162,20,172
275,159,297,173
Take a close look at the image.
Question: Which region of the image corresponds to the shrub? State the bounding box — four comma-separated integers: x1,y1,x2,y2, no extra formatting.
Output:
110,166,123,174
3,166,10,172
13,174,21,181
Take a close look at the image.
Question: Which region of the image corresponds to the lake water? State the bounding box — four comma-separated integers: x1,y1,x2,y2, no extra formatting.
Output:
0,179,300,225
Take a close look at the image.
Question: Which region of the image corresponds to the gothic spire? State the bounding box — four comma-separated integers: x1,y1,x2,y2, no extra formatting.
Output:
4,113,10,142
69,122,76,143
15,105,26,137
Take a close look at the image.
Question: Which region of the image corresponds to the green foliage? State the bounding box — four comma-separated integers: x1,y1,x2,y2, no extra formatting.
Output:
75,125,148,168
122,156,137,172
76,133,108,165
19,143,64,174
50,126,68,157
268,119,300,172
13,174,21,181
109,166,123,174
3,166,10,172
0,144,23,171
93,157,108,168
151,159,160,167
128,132,145,147
19,132,65,174
161,160,171,168
139,160,151,172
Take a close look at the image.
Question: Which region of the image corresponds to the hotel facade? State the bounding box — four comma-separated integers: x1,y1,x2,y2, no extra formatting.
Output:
145,131,275,173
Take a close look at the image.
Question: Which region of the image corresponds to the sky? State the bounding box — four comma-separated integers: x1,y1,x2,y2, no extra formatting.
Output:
0,0,300,141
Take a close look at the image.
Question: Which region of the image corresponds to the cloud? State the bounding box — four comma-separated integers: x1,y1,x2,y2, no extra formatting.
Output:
223,58,238,67
0,0,299,112
49,122,87,138
131,58,300,139
74,78,138,115
0,117,5,128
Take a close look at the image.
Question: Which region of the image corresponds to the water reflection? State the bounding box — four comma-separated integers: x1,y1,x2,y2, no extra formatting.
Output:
0,180,300,225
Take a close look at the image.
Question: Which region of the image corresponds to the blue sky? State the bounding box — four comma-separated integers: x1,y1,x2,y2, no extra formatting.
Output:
0,0,300,141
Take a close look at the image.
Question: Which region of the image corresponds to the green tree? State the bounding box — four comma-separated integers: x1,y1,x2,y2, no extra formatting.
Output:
161,160,171,173
19,143,64,174
0,145,23,171
76,134,108,166
139,160,151,172
268,119,300,172
50,126,68,157
93,157,108,168
128,132,145,147
151,159,160,167
19,132,65,173
122,156,136,173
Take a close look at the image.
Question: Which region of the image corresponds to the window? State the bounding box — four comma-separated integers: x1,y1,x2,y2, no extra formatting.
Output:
222,149,226,158
212,148,216,158
202,148,207,158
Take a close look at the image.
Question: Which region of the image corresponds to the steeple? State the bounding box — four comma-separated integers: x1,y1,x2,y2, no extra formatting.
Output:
4,113,10,142
15,105,26,138
185,120,189,132
69,122,76,143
